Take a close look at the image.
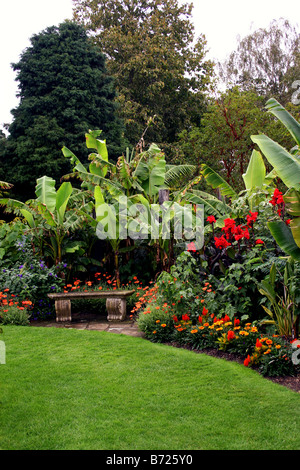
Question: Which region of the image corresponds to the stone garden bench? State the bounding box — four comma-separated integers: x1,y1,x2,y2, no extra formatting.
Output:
47,290,135,322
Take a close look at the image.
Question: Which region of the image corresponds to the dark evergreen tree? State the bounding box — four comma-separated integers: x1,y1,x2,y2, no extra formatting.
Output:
0,21,125,200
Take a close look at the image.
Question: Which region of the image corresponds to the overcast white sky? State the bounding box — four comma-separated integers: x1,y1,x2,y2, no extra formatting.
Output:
0,0,299,131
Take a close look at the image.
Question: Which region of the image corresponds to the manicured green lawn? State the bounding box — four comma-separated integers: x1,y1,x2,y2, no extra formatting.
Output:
0,325,299,450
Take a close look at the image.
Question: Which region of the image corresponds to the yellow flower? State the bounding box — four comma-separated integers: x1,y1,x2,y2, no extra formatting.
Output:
199,326,205,330
216,327,223,331
204,322,209,327
266,339,273,345
153,330,157,334
264,349,271,354
275,344,281,349
156,320,160,323
161,324,166,327
191,329,198,334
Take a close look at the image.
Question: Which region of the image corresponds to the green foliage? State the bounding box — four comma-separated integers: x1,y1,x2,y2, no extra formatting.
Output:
0,21,125,200
136,306,175,343
251,98,300,260
155,251,202,321
218,19,300,105
179,87,297,191
0,306,30,326
0,220,29,266
258,258,300,338
73,0,214,148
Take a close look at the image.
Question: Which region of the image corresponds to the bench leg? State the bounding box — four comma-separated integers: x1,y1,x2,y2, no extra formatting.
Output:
106,298,126,322
55,299,72,322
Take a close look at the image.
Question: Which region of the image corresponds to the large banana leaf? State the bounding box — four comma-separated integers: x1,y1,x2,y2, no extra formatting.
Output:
62,146,87,173
184,190,231,219
268,220,300,260
251,134,300,190
284,188,300,216
200,164,237,199
0,181,13,190
56,182,73,225
265,98,300,147
134,156,166,197
164,164,196,188
85,130,108,160
35,176,57,213
242,149,266,190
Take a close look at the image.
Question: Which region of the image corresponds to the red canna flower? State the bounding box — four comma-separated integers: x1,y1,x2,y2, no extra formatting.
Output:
246,211,258,226
187,242,196,252
207,215,216,224
214,235,231,249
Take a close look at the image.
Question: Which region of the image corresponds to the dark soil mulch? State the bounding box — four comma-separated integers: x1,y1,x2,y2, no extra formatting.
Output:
165,342,300,393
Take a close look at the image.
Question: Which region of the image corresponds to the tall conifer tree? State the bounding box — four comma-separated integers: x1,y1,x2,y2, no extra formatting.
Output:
1,21,125,200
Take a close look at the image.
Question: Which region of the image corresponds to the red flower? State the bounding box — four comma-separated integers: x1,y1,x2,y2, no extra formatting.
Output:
246,211,258,226
244,355,251,367
269,188,284,206
227,330,235,341
198,315,203,323
256,338,263,348
286,219,291,225
223,314,230,322
255,239,264,245
234,318,240,326
233,225,250,241
173,315,179,323
187,242,196,252
202,306,208,316
182,314,190,321
207,215,216,224
214,235,231,249
222,218,236,239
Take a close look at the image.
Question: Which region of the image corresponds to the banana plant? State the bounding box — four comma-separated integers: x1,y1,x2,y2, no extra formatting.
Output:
0,176,92,265
251,98,300,260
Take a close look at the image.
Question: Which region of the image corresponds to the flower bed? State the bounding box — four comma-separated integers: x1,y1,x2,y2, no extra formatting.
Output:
137,304,300,378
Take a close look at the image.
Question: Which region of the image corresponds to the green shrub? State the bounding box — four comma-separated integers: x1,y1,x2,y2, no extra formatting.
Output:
137,306,175,343
0,306,30,325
